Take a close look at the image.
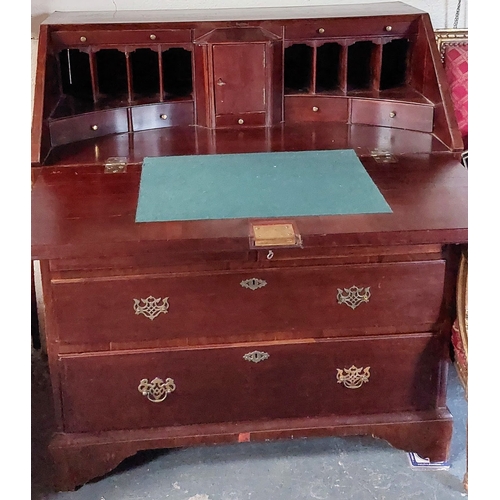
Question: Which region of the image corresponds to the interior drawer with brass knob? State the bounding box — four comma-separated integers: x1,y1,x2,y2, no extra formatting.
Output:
284,18,416,39
59,332,443,433
130,101,194,131
285,96,349,123
51,29,191,47
350,99,434,132
50,260,446,348
49,108,129,146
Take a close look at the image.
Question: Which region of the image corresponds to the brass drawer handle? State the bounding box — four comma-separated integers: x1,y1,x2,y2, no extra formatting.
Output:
243,350,270,363
240,278,267,290
133,296,169,320
312,106,319,112
389,111,397,118
337,365,371,389
138,377,176,402
90,124,99,131
80,36,87,42
317,27,325,34
160,114,168,120
337,286,371,309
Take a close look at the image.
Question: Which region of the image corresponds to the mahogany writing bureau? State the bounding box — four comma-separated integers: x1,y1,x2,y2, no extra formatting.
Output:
31,2,468,491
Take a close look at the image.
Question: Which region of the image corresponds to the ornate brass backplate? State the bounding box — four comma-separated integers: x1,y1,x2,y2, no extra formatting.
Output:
337,286,371,309
138,377,176,402
337,365,371,389
133,296,169,320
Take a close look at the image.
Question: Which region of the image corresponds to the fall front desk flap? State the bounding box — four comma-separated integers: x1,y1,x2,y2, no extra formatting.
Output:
135,149,392,222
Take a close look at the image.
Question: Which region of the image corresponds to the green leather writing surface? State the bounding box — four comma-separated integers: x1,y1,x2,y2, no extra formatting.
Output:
135,150,392,222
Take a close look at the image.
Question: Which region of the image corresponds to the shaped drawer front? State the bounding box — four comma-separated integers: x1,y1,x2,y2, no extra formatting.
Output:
60,333,443,433
49,108,129,146
350,100,434,132
51,260,446,346
285,96,349,123
131,102,194,131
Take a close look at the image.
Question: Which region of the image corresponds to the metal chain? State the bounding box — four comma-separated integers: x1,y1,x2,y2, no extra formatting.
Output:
453,0,462,29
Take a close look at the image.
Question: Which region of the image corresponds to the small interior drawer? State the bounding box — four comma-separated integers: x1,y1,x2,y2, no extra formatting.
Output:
285,95,349,123
131,102,194,131
60,333,443,433
51,29,192,47
49,108,129,146
350,99,434,132
285,19,416,40
215,112,267,128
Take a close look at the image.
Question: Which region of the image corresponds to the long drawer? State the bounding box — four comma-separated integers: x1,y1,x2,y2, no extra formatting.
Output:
60,333,443,433
51,260,446,346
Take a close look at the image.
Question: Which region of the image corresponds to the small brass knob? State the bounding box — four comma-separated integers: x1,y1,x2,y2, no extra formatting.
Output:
91,124,98,131
317,27,325,34
238,118,244,125
312,106,319,112
385,25,393,32
80,36,87,42
160,114,168,120
150,34,157,40
389,111,396,118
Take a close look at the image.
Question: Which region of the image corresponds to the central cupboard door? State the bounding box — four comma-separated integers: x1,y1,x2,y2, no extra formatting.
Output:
213,43,267,117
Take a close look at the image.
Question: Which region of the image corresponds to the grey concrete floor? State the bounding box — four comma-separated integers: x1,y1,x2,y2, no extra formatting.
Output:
32,349,468,500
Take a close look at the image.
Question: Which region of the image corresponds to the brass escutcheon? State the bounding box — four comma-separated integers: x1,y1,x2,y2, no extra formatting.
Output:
243,350,270,363
240,278,267,291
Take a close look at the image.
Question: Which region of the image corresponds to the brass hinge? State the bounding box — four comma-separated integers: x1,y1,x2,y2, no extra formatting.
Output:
370,150,398,163
104,157,128,173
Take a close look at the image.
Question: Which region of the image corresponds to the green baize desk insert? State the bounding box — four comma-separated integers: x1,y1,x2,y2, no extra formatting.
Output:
135,149,392,222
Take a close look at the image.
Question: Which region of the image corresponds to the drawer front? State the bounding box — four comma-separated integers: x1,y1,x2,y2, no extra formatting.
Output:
131,102,194,131
285,19,416,40
51,260,446,346
60,333,443,433
285,96,349,123
51,29,192,47
350,99,434,132
49,108,129,146
215,112,267,128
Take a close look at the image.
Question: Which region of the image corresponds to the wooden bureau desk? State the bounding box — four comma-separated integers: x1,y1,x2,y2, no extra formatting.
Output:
31,2,467,490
